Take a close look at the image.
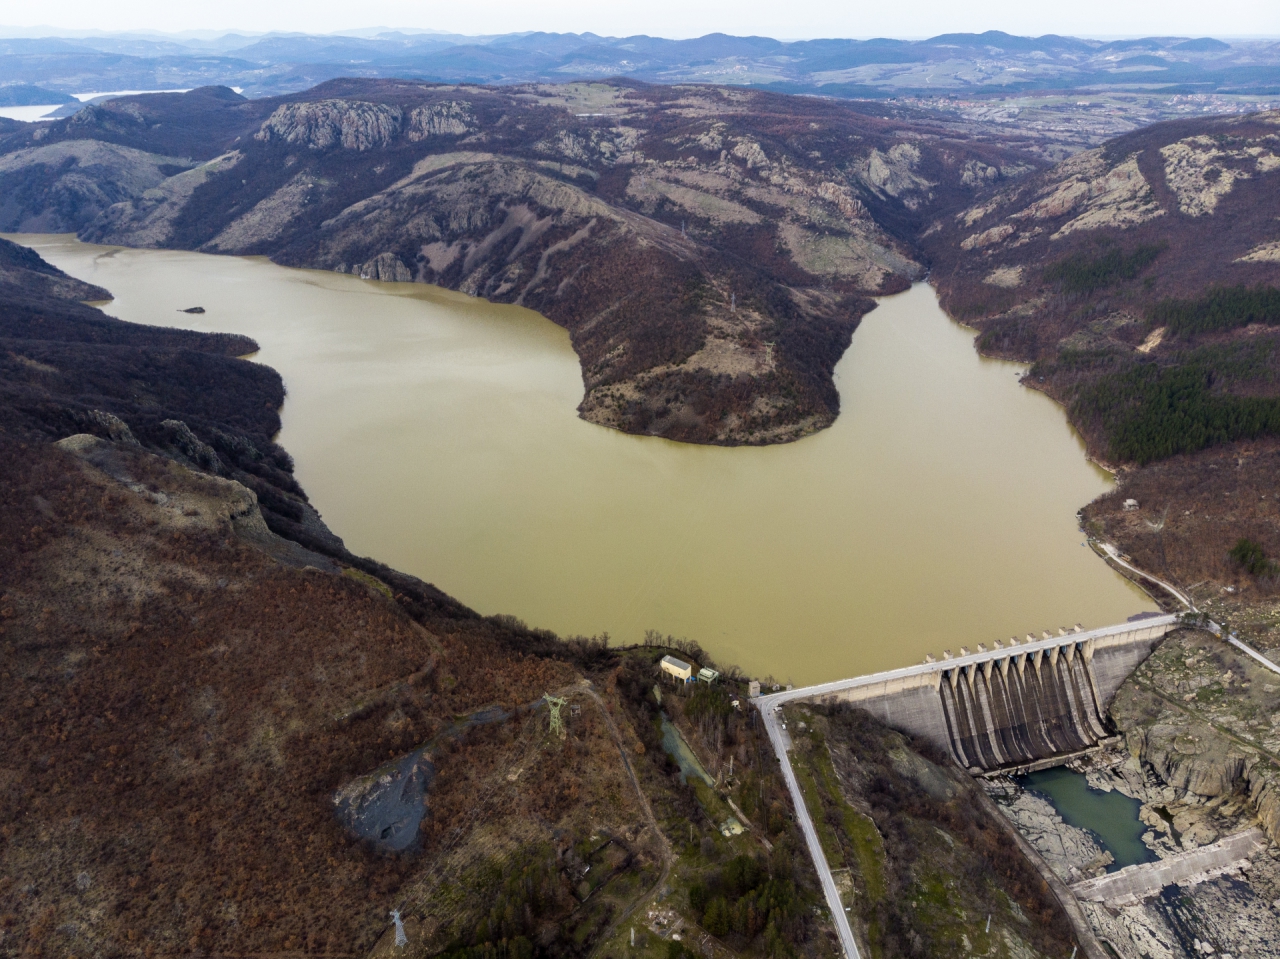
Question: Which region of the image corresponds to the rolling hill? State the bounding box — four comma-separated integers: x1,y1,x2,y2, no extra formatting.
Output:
0,79,1036,446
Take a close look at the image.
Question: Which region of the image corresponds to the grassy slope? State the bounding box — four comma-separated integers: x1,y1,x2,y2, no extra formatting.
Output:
780,703,1079,959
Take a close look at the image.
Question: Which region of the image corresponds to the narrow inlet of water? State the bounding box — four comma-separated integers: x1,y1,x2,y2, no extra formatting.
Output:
660,714,716,787
12,235,1156,685
1019,767,1156,870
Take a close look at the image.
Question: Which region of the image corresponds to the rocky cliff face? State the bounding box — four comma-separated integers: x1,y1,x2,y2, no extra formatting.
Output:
932,112,1280,287
1111,628,1280,843
254,98,405,150
408,100,475,139
0,78,1035,447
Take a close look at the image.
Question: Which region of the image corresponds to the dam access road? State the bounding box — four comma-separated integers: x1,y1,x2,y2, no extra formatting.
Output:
757,704,863,959
755,613,1184,959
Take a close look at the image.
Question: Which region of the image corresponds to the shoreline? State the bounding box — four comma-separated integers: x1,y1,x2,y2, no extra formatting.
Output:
27,237,1154,685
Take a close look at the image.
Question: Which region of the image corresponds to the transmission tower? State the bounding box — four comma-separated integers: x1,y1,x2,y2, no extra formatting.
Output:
544,693,569,740
390,909,407,948
764,342,775,365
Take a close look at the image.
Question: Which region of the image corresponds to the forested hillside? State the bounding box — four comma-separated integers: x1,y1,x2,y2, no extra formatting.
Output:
927,108,1280,597
0,79,1035,446
0,239,834,957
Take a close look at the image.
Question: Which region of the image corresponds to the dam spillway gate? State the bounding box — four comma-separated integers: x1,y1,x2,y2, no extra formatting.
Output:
939,636,1112,770
771,615,1179,773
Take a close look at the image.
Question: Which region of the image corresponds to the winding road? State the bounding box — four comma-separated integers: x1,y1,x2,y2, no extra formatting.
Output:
1099,541,1280,675
748,609,1182,959
1097,541,1194,609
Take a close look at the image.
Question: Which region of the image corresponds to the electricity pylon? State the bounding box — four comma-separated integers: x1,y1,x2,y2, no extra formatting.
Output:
544,693,569,739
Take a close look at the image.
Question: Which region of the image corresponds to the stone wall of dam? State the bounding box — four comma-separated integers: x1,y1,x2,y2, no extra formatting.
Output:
802,616,1179,772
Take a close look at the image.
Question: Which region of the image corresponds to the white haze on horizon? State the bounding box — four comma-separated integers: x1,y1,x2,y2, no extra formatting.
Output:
1,0,1277,44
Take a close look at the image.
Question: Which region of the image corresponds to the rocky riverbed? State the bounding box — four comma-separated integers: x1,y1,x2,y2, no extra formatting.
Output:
986,628,1280,959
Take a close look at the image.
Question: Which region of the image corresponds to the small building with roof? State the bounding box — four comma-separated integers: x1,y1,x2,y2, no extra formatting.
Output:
660,654,694,683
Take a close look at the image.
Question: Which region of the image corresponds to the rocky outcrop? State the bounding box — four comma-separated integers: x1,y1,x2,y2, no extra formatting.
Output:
856,143,935,209
255,99,404,150
987,779,1114,881
930,109,1280,313
961,159,1001,187
922,107,1280,484
1237,240,1280,263
990,745,1280,959
159,418,222,472
81,409,139,446
407,101,475,140
1128,722,1254,797
0,78,1033,448
961,223,1016,250
1159,133,1279,217
1111,629,1280,844
336,251,413,282
1125,719,1280,845
1010,150,1163,239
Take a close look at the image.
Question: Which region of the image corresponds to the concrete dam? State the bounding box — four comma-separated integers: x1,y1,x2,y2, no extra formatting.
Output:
767,614,1179,772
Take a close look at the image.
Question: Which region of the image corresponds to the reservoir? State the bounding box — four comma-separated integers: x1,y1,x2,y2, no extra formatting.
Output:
16,235,1155,685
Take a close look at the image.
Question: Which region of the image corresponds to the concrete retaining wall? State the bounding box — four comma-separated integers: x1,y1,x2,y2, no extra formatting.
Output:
830,674,948,747
1071,827,1265,905
1090,629,1170,709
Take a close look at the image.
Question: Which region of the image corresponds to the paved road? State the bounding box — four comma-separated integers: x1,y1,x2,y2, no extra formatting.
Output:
758,701,862,959
1098,542,1280,677
746,547,1271,959
750,611,1180,959
1098,542,1194,609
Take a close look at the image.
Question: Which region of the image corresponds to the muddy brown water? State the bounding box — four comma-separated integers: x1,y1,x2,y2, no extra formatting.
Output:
17,235,1155,685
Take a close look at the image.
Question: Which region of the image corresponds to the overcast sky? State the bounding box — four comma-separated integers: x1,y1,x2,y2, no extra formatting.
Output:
5,0,1278,41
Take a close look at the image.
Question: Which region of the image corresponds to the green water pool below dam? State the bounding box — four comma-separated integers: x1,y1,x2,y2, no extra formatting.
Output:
1020,767,1156,871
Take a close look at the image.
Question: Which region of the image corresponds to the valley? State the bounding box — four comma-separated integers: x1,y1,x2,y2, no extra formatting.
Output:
0,79,1033,447
2,65,1280,959
13,234,1152,683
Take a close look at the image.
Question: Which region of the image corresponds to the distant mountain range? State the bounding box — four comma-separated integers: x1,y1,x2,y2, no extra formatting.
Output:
0,29,1278,100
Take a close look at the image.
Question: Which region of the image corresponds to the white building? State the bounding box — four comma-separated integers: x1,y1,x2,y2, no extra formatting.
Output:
660,654,694,683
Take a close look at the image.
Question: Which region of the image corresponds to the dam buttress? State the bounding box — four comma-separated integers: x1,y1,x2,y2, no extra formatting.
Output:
775,615,1178,773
